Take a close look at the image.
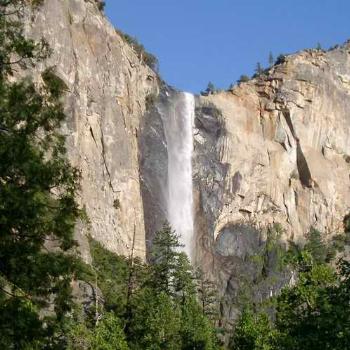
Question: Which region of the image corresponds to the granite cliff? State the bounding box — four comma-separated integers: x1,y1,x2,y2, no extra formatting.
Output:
25,0,350,324
25,0,158,262
192,46,350,322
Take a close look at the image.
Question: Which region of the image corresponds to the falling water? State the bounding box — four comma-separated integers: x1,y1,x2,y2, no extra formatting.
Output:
161,92,195,259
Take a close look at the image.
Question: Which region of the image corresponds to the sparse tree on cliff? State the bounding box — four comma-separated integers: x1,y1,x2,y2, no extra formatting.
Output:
255,62,264,76
201,81,217,95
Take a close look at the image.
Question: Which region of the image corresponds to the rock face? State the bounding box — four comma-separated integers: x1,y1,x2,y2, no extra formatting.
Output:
25,0,350,324
195,48,350,244
193,46,350,323
25,0,158,260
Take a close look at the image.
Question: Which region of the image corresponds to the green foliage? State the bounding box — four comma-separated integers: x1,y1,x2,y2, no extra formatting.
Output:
31,0,45,7
229,308,275,350
128,289,181,350
327,214,350,253
268,52,274,67
230,228,350,350
143,51,159,72
116,30,159,71
173,253,197,303
88,238,130,314
113,198,121,210
0,1,80,347
76,229,220,350
274,261,337,350
207,81,216,93
239,223,288,304
261,224,286,277
42,67,68,99
67,321,92,350
0,1,49,76
304,227,336,264
149,222,183,295
284,226,348,270
145,93,157,110
255,62,264,76
180,298,220,350
67,313,128,350
91,313,129,350
237,75,250,83
304,227,327,263
197,271,220,322
344,213,350,233
275,54,286,65
201,81,217,95
97,1,106,12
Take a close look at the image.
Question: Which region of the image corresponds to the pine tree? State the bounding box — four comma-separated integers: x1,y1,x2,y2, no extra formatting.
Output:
180,299,220,350
229,308,275,350
197,271,220,322
206,81,216,95
0,1,80,347
67,313,129,350
149,222,183,295
128,288,182,350
173,252,196,305
255,62,264,76
90,313,129,350
268,52,274,67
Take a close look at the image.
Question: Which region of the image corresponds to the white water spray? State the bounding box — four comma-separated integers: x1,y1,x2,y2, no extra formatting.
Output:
162,92,195,259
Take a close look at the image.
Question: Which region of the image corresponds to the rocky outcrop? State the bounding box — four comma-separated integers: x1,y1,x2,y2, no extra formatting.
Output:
25,0,159,260
193,45,350,323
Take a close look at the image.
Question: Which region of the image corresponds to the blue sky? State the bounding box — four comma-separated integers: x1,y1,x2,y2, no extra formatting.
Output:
105,0,350,93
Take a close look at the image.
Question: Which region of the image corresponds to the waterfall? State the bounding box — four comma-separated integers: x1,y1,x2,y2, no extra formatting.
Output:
161,92,195,259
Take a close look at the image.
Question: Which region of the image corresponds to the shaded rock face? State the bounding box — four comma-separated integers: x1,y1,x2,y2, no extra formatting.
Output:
193,45,350,322
215,224,260,258
72,280,104,315
139,88,194,252
210,224,291,324
138,87,171,248
25,0,158,260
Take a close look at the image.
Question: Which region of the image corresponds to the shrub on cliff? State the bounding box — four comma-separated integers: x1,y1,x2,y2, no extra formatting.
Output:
275,54,286,65
97,1,106,12
237,75,250,84
116,30,159,72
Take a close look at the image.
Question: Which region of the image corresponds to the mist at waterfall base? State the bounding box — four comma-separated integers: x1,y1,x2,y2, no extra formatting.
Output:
160,92,195,260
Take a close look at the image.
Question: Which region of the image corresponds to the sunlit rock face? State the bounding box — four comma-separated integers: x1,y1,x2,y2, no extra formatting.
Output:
193,45,350,323
25,0,159,260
